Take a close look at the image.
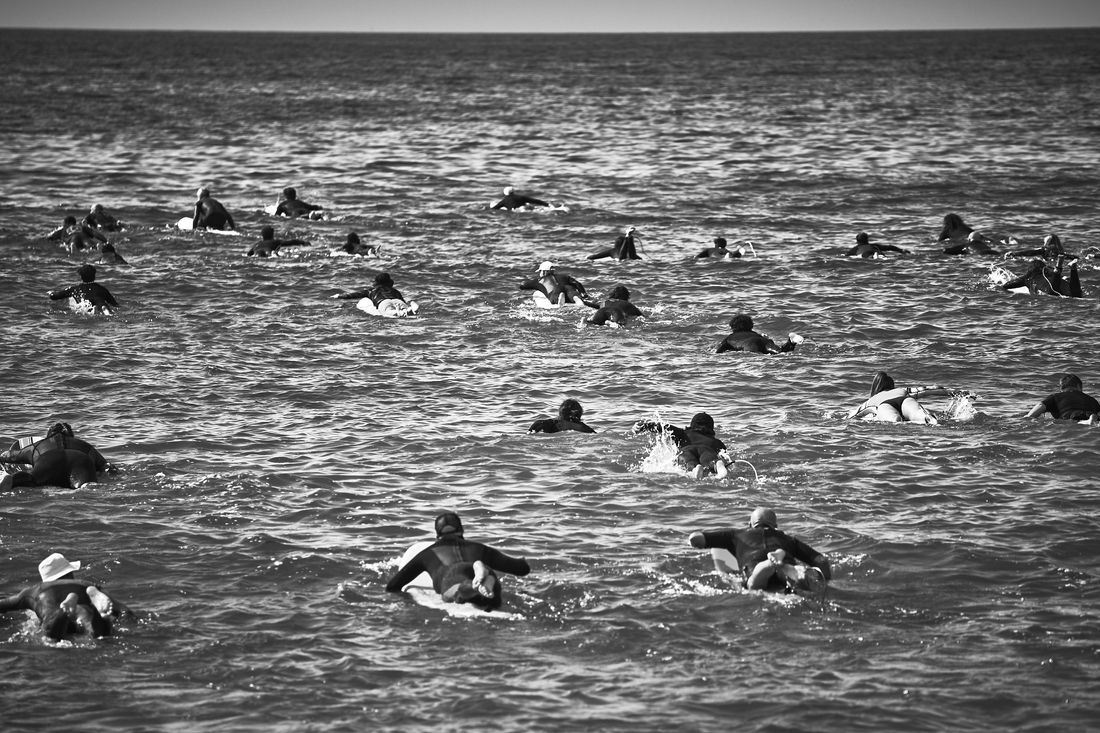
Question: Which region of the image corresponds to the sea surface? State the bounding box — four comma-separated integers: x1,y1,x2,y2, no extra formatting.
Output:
1,28,1099,733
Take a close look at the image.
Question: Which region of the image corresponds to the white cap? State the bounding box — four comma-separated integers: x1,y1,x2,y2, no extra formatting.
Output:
538,261,555,272
39,552,81,582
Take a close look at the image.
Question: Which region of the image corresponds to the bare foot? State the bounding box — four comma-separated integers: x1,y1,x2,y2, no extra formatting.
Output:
86,586,113,616
472,561,494,598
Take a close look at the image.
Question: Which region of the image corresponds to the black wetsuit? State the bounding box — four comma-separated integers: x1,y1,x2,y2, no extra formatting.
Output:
49,282,118,311
691,526,824,592
586,298,642,326
386,536,530,610
247,237,310,257
1040,390,1100,420
847,243,906,258
193,196,235,230
492,193,549,210
528,417,596,434
716,330,794,354
696,246,740,259
635,420,727,471
588,233,641,261
519,274,592,305
275,199,323,218
1001,261,1083,298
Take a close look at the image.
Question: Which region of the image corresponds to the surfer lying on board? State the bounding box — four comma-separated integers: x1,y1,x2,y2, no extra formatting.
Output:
491,186,551,210
1002,233,1072,262
83,204,125,232
518,261,597,307
0,422,116,491
336,232,379,256
583,285,643,327
334,272,420,315
1024,373,1100,423
688,507,831,594
0,553,131,641
48,216,109,255
999,256,1083,297
847,231,908,258
633,412,732,479
528,398,596,434
587,226,642,261
385,512,531,611
47,264,118,313
695,236,746,259
246,225,311,257
192,187,235,231
273,187,324,219
715,314,803,354
848,371,971,424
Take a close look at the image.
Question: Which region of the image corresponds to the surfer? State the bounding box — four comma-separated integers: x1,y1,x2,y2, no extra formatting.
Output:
491,186,551,210
1024,373,1100,422
334,272,419,316
337,232,379,256
246,225,311,257
192,187,235,231
999,256,1083,297
633,412,732,479
93,241,129,265
385,512,531,611
82,204,124,232
715,314,803,354
0,553,131,641
847,232,908,258
848,371,966,424
518,261,597,307
528,398,596,434
688,507,832,594
1002,234,1070,261
587,226,642,261
273,187,324,219
48,216,108,254
695,236,744,260
47,264,118,313
0,422,116,491
583,285,643,327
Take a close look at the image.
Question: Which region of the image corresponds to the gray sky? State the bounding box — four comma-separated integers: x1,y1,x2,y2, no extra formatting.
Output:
6,0,1100,32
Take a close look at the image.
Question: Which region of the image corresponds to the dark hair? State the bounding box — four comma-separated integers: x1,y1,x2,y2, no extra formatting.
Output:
77,264,96,282
261,225,275,239
870,371,895,396
283,187,297,200
713,237,727,247
346,232,360,245
607,285,630,301
559,398,584,421
688,412,715,435
856,232,870,245
729,314,754,332
374,272,394,287
47,422,74,437
435,511,463,536
1060,374,1083,392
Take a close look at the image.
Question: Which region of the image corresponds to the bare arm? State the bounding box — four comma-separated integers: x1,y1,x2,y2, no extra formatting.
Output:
1024,401,1047,418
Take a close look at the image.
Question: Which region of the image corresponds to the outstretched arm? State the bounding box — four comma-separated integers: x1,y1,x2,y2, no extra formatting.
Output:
1024,401,1048,419
333,289,371,300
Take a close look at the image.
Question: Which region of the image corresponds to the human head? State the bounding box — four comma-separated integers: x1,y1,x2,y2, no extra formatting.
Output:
624,226,636,236
870,371,895,396
91,204,104,214
713,237,727,248
749,507,778,529
282,187,297,200
39,552,81,582
1059,374,1083,392
558,398,584,422
374,272,394,287
607,285,630,301
260,225,275,240
1043,234,1064,256
943,213,965,228
967,231,984,243
196,187,210,200
688,412,715,435
537,261,555,275
101,242,116,253
77,264,96,282
856,232,870,245
346,232,360,246
46,422,74,438
434,511,463,537
63,215,77,226
729,314,754,332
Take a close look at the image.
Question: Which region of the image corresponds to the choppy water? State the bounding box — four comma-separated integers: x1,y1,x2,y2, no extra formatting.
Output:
1,28,1099,733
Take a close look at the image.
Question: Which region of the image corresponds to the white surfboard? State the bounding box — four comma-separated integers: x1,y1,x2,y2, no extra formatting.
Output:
531,291,587,309
398,541,521,620
176,216,241,236
710,548,827,601
356,297,418,318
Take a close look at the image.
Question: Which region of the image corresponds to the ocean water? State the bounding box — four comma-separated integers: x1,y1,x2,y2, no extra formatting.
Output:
1,27,1099,732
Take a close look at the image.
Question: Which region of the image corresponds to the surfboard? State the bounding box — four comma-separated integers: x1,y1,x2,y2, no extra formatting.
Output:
69,298,114,316
989,264,1030,294
709,548,827,601
531,292,585,309
356,297,418,318
397,541,521,620
176,217,241,236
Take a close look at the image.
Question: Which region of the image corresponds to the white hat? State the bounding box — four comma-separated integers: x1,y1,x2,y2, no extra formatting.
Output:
39,552,81,582
624,225,636,235
537,261,555,272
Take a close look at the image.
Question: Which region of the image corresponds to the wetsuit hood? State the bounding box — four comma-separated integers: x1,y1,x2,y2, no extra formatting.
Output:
558,398,584,421
435,512,463,537
729,314,754,332
688,412,715,435
77,264,96,282
607,285,630,301
374,272,394,287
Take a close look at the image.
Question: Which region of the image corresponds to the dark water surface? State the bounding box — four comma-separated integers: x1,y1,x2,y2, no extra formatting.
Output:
1,28,1099,732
